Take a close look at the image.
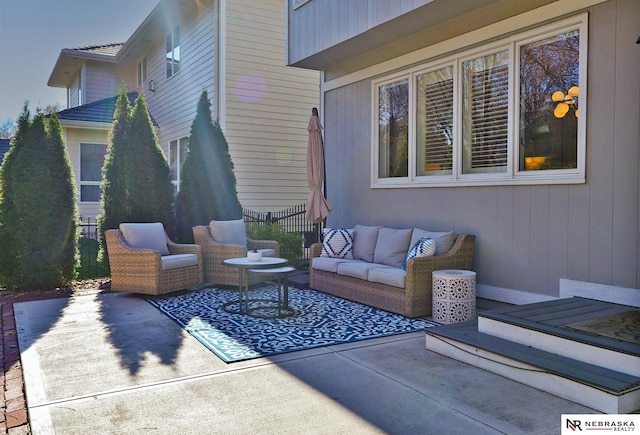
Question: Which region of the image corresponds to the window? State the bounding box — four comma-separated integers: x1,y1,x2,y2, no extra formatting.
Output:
80,143,107,202
373,16,586,187
169,137,189,193
137,57,147,87
378,78,408,178
166,26,181,79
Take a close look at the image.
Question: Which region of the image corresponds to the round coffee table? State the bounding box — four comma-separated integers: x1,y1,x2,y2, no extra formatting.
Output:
222,257,287,315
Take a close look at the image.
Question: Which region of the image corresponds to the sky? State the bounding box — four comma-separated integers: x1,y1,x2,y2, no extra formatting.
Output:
0,0,160,121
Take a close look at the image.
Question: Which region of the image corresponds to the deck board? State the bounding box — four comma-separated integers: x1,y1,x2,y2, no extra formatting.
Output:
481,297,640,356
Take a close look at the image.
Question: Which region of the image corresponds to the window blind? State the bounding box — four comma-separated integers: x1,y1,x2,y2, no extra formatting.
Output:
463,58,509,173
421,76,453,173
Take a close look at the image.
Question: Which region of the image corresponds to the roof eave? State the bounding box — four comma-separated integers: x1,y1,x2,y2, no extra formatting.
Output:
48,48,119,88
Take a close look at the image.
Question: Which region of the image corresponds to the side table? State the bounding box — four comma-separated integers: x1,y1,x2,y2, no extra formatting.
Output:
432,269,476,324
222,257,287,315
247,266,296,318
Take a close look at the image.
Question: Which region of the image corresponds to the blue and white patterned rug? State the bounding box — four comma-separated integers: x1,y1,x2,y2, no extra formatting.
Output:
147,285,439,363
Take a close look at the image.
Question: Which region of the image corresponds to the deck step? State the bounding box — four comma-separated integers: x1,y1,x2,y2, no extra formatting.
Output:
478,297,640,376
425,320,640,413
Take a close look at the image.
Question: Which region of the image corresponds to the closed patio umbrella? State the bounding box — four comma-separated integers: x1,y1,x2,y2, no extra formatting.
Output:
306,107,332,223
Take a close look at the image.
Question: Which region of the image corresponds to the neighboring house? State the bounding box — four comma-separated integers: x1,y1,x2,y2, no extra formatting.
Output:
48,0,319,220
0,139,10,165
287,0,640,305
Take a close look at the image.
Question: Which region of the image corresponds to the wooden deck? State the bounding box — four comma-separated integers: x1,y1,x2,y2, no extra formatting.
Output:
480,297,639,356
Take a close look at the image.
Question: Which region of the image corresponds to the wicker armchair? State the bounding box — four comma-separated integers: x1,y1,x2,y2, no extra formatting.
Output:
106,226,203,295
193,225,280,286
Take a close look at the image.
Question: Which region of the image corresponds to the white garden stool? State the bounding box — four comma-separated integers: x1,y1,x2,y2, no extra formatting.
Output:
432,270,476,324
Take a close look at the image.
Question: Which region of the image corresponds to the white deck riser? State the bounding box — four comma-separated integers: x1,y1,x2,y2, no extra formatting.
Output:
425,334,640,414
478,317,640,377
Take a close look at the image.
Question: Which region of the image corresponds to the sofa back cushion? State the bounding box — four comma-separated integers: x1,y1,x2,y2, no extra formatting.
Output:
411,229,456,256
373,227,412,268
352,225,382,262
209,219,247,246
119,222,170,256
321,228,354,258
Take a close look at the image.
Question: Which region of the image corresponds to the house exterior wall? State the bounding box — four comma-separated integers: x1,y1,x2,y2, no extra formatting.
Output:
54,0,320,220
223,0,320,211
142,0,217,156
293,0,640,302
84,62,130,105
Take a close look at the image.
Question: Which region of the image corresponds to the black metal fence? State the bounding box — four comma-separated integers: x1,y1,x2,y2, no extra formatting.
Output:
243,203,321,259
76,204,321,279
77,216,107,279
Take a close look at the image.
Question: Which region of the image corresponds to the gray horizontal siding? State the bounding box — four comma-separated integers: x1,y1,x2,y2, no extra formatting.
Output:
322,0,640,297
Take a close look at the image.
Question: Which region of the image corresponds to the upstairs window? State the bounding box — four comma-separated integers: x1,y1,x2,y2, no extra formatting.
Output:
166,26,181,79
137,57,147,87
373,16,586,187
169,137,189,194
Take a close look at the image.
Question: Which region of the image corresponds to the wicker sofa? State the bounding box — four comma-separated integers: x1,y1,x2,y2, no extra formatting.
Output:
106,223,203,295
309,225,475,318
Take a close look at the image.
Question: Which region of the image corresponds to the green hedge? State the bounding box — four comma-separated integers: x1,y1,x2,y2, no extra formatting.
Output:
246,223,303,267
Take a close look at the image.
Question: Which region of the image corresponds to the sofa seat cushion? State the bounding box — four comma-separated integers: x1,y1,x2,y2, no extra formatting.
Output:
312,257,358,273
336,261,385,280
368,267,406,289
119,222,170,256
161,254,199,271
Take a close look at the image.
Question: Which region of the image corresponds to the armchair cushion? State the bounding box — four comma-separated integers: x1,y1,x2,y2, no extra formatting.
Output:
161,254,199,271
209,219,247,246
119,223,170,255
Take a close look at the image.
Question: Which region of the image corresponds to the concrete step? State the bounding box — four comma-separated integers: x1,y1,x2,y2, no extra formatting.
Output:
425,321,640,414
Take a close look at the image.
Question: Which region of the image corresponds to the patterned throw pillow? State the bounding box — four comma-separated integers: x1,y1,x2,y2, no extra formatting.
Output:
321,228,354,258
403,237,436,270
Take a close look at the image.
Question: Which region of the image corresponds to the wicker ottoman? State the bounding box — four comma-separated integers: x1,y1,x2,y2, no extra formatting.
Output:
432,270,476,324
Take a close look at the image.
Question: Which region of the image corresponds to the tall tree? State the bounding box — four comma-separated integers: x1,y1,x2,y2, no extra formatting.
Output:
44,113,79,282
175,91,242,242
97,87,132,265
0,107,78,290
97,87,177,265
126,93,176,235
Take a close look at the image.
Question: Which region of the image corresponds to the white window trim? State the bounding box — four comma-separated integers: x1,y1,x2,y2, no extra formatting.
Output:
168,137,189,192
137,57,147,87
371,15,587,189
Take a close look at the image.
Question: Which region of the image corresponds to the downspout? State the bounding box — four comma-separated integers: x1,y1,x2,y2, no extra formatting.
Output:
215,0,227,130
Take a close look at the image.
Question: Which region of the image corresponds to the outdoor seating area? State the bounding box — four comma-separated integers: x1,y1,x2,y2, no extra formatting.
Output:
309,225,476,318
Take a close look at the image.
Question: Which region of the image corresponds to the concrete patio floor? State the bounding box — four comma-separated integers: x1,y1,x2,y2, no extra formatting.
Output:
15,289,598,434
